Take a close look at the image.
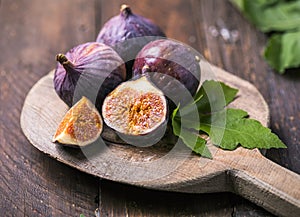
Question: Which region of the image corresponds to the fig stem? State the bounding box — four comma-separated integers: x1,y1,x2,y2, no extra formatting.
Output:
120,4,132,17
56,54,75,69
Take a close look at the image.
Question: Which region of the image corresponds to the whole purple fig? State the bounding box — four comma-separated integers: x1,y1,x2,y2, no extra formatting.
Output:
133,39,201,106
96,4,166,78
54,42,126,111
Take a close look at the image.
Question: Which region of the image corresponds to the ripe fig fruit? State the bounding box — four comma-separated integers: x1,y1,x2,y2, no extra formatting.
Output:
133,39,201,106
96,4,166,78
54,42,126,110
102,76,167,146
53,96,103,147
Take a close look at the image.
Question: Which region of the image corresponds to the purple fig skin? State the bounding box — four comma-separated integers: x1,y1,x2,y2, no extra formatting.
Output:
96,4,166,78
132,39,201,106
54,42,126,111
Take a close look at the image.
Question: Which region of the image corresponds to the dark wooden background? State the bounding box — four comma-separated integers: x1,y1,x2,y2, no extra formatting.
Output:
0,0,299,216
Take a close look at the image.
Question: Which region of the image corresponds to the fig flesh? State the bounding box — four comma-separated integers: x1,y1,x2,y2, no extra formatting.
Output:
96,4,166,78
54,42,126,110
102,76,167,146
133,39,201,106
53,96,103,147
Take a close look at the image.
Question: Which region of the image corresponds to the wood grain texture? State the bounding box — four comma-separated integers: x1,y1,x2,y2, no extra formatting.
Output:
99,180,236,217
1,0,300,216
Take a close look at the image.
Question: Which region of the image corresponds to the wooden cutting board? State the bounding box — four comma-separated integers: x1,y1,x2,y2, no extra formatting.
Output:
20,62,300,217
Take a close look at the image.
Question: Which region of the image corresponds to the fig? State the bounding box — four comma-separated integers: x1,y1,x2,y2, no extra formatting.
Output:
53,96,103,147
96,4,166,78
133,39,201,106
102,76,167,146
54,42,126,110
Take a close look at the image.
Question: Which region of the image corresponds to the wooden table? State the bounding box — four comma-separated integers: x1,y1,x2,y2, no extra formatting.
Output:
1,0,299,216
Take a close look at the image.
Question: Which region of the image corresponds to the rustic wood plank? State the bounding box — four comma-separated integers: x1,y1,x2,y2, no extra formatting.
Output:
99,178,273,217
265,71,300,174
0,0,99,216
99,180,235,217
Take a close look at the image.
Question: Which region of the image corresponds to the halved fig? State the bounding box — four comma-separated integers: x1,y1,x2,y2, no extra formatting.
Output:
102,76,167,146
53,96,103,147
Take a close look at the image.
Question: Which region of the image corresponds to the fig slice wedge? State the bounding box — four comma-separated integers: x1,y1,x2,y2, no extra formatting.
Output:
102,76,167,145
53,96,103,147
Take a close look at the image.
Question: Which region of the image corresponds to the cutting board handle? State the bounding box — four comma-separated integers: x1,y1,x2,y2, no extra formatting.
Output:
228,149,300,217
